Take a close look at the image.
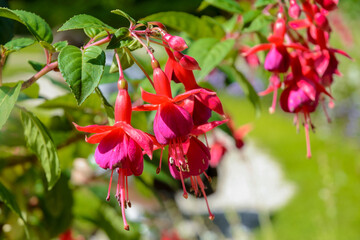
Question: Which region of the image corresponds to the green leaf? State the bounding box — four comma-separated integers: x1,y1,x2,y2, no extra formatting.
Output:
106,27,131,49
189,38,235,80
58,45,105,105
20,109,61,190
109,48,134,73
219,65,261,115
254,0,277,8
84,27,108,40
53,41,68,52
58,14,113,32
0,181,26,222
4,38,35,53
39,40,56,52
0,8,53,43
22,83,39,98
28,60,45,71
0,82,21,130
95,88,115,125
243,14,274,34
242,10,261,29
111,9,136,25
143,12,225,40
43,174,73,237
203,0,243,13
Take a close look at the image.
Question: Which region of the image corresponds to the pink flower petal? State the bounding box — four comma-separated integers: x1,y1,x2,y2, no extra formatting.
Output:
73,122,115,133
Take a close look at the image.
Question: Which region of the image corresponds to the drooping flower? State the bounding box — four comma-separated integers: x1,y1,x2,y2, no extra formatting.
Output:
74,79,153,230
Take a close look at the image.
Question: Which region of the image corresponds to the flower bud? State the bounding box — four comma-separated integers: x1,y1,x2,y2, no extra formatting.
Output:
163,34,188,52
289,0,301,19
173,51,201,70
314,13,331,32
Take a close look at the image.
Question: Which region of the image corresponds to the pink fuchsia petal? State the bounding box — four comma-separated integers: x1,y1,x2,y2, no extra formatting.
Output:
172,88,205,103
297,78,317,101
242,43,273,57
94,130,128,169
73,122,115,133
141,88,171,104
119,122,153,159
191,98,212,126
132,104,159,111
284,43,309,51
209,141,227,168
85,131,110,144
191,119,229,136
195,89,225,116
264,45,290,73
329,48,352,59
289,19,311,29
127,138,144,176
153,102,193,145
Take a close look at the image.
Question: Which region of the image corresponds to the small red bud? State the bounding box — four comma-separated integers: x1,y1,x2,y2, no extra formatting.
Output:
163,34,188,52
173,51,201,70
289,0,301,19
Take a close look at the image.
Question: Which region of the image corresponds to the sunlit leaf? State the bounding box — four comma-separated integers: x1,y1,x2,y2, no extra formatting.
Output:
4,38,35,53
254,0,277,8
0,82,21,130
53,41,68,52
0,8,53,43
106,27,131,49
58,45,105,105
95,87,115,125
21,108,61,190
111,9,136,25
58,14,113,32
203,0,243,13
189,38,235,80
109,48,134,73
143,12,225,39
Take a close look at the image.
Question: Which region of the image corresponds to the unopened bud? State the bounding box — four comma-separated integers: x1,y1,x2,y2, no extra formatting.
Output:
117,79,128,90
289,0,301,19
174,51,201,70
163,34,188,52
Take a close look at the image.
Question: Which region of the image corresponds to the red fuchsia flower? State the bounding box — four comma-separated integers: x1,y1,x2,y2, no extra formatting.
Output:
240,46,260,68
209,139,227,168
134,59,227,198
280,55,330,158
164,48,225,125
244,15,308,113
168,136,215,220
314,0,338,11
74,79,153,231
173,51,201,70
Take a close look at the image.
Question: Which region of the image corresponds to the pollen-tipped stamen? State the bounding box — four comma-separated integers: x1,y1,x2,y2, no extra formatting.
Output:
269,87,277,114
304,113,312,158
156,148,164,174
196,176,214,220
119,169,130,231
106,169,114,201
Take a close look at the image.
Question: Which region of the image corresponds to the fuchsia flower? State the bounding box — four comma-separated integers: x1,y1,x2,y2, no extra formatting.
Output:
74,80,153,230
209,140,227,168
244,16,308,113
162,34,188,52
289,0,301,19
164,48,225,125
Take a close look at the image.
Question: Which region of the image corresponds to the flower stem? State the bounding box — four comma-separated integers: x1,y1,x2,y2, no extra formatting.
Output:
123,48,154,88
21,61,58,90
130,32,156,61
114,49,124,80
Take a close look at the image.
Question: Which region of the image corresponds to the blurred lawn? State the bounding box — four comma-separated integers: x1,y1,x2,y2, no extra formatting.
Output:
221,94,360,240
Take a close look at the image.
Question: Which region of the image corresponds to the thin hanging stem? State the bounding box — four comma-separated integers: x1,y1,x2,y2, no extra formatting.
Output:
123,48,154,88
130,32,156,61
114,49,124,80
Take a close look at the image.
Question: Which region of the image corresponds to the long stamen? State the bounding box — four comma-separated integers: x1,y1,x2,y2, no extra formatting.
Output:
203,172,212,184
179,171,188,199
116,170,121,200
304,112,312,158
156,148,164,174
106,169,114,201
321,98,332,123
120,169,130,230
203,133,209,149
126,175,131,207
196,176,214,220
269,86,277,114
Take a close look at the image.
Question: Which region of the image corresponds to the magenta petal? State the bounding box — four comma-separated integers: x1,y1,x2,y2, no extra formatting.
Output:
94,130,128,169
120,122,153,159
153,102,193,145
264,45,290,73
195,89,224,116
191,119,229,136
127,138,144,176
